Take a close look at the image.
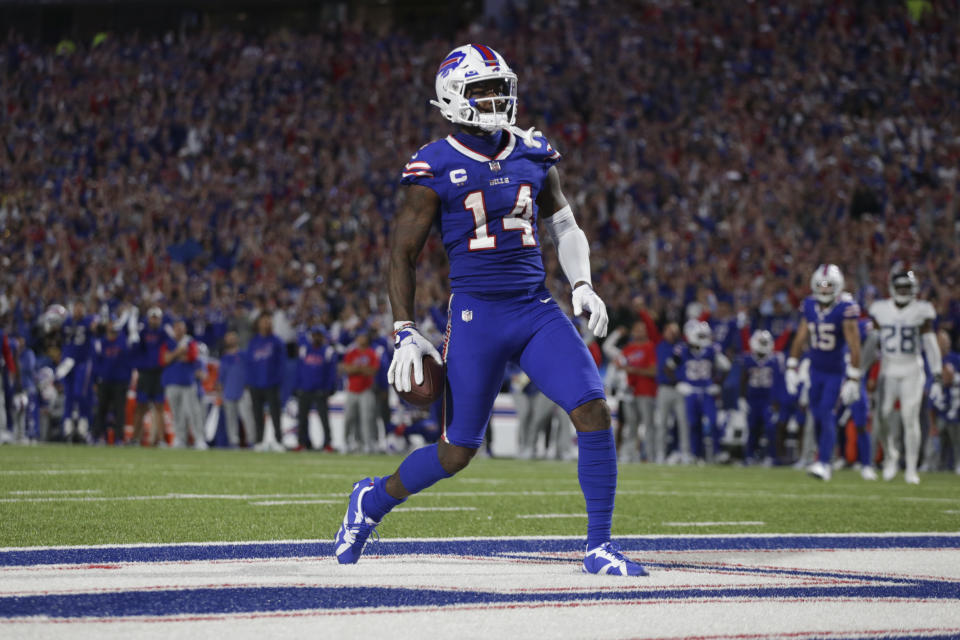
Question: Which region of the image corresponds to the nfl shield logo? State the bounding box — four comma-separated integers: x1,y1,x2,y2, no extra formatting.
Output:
461,309,473,322
488,161,501,173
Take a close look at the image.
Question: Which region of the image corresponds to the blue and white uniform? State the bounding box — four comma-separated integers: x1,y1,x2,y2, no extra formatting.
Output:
802,293,860,465
671,342,728,459
742,352,784,461
400,129,604,448
60,315,95,435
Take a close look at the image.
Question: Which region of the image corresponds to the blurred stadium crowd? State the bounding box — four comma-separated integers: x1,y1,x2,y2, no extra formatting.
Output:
0,1,958,471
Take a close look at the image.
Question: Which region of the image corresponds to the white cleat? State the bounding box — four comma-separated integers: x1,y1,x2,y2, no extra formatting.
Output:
807,461,831,482
860,466,878,481
882,462,898,482
904,470,920,485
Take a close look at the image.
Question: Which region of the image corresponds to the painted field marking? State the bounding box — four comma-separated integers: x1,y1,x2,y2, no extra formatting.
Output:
0,469,106,476
1,487,958,506
517,514,588,519
0,493,324,504
663,521,766,527
393,507,477,513
249,500,341,506
5,490,103,495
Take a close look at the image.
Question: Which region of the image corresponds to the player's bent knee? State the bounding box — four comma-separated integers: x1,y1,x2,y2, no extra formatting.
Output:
437,440,477,474
570,399,611,433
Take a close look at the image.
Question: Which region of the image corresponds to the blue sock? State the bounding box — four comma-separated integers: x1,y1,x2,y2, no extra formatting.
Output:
857,430,871,467
577,429,617,549
397,443,452,493
363,476,405,522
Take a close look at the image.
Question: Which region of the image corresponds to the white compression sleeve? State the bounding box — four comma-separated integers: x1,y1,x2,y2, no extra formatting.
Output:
542,205,591,287
922,331,943,376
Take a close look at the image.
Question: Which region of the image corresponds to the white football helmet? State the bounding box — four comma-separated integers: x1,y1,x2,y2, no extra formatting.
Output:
889,266,918,305
749,330,774,357
810,264,845,305
684,319,712,349
430,44,517,132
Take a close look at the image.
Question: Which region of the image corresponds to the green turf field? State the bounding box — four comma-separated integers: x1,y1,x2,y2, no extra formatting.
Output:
1,445,958,547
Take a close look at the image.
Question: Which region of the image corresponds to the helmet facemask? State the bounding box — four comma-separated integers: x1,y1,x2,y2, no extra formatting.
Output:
890,271,917,305
460,77,517,132
432,45,518,133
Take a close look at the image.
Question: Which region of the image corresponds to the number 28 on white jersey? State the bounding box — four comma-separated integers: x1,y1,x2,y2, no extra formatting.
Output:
869,299,935,376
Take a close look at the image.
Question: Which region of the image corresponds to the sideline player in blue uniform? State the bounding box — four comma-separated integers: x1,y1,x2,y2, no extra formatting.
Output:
786,264,862,481
334,44,645,576
740,330,784,464
668,320,731,462
59,301,96,442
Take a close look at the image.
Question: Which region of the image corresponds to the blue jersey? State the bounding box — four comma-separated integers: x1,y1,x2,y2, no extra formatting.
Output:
675,343,723,388
802,295,859,374
710,317,739,353
742,352,783,402
400,129,561,294
62,316,95,362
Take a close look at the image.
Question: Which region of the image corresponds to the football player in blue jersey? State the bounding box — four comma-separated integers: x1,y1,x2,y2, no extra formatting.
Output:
334,44,645,576
740,330,784,465
58,301,97,443
786,264,862,481
668,320,731,463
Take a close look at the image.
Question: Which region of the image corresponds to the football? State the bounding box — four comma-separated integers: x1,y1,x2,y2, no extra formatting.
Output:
398,355,445,407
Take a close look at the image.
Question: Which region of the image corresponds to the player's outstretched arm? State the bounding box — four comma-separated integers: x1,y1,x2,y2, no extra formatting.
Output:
538,167,608,337
387,184,442,393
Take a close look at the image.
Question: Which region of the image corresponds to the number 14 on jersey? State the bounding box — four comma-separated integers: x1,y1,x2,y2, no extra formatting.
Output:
466,184,536,250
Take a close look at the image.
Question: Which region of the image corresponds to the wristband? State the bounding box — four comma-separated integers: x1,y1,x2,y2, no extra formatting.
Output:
392,321,415,336
844,365,861,380
787,357,799,370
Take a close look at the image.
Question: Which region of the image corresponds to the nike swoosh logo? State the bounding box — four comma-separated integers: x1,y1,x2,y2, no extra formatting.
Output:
540,297,551,303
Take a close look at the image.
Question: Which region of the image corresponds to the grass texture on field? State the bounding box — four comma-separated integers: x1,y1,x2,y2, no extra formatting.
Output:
1,445,958,547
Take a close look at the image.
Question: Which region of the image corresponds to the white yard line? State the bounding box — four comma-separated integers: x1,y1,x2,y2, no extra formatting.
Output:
249,500,341,506
393,507,478,512
6,490,104,495
663,521,766,527
517,514,588,519
0,469,107,475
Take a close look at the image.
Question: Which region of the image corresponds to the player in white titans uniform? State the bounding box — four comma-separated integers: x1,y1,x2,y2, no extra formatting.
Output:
867,267,943,484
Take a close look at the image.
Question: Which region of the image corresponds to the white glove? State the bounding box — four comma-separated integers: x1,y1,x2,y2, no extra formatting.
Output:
676,381,694,396
840,367,861,405
55,357,75,381
929,377,943,406
707,384,721,396
387,322,443,393
738,397,749,415
571,285,608,338
785,357,800,396
840,378,860,405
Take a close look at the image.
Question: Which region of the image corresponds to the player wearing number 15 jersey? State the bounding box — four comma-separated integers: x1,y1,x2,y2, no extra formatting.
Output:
333,44,645,576
867,267,943,484
786,264,862,481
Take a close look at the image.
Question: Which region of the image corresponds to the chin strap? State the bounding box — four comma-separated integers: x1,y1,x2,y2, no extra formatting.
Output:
507,125,543,148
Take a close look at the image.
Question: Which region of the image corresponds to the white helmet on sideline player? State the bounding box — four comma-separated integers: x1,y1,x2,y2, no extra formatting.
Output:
430,44,518,132
889,266,918,305
749,330,774,357
684,319,712,349
810,264,845,305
